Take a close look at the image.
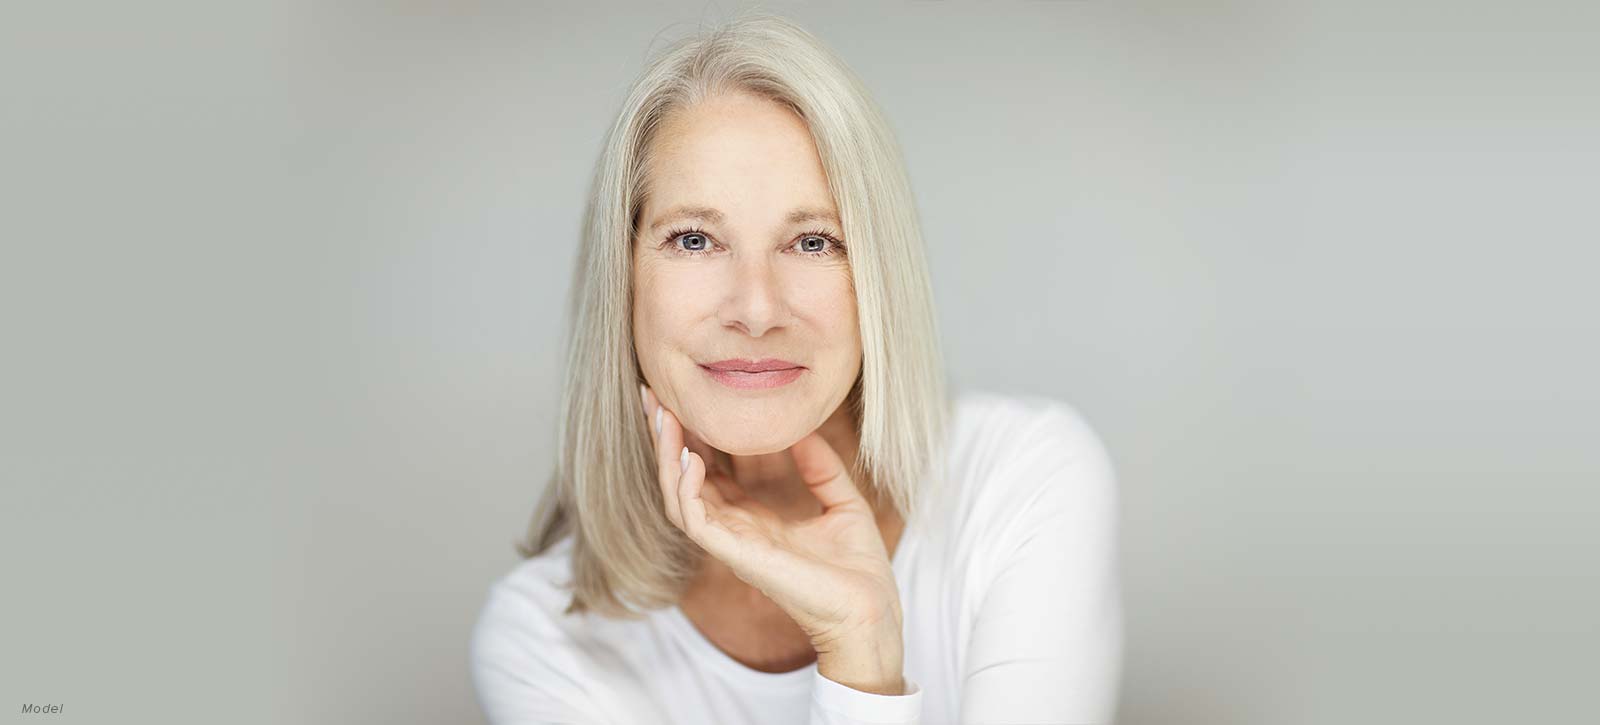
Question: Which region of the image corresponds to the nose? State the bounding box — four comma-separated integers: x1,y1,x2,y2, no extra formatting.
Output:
717,252,790,337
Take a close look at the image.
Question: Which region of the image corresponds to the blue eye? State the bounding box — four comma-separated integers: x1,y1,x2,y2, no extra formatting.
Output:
793,230,846,257
659,227,715,256
676,232,711,254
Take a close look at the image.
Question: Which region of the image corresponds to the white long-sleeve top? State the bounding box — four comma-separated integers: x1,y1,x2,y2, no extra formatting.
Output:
470,390,1123,724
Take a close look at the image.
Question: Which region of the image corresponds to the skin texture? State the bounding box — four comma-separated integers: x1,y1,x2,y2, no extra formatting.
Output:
632,90,908,695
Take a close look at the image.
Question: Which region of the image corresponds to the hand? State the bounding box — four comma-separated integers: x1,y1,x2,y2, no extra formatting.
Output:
640,385,905,672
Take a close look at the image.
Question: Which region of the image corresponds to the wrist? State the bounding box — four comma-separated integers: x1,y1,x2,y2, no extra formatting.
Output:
813,626,906,695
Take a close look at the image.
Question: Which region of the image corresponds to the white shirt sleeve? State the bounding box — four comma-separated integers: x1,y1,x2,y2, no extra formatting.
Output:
806,401,1122,725
809,669,924,724
959,402,1123,724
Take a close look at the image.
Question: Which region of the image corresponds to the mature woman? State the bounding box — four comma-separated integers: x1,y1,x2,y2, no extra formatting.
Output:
470,13,1122,725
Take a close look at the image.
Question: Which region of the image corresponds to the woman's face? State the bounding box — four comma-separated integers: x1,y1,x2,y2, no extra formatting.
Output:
632,91,860,456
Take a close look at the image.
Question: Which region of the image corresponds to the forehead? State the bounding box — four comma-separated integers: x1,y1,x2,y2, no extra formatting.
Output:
641,92,837,216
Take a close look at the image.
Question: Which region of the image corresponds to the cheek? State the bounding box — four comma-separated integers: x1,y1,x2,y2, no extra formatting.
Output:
632,266,697,346
796,271,860,352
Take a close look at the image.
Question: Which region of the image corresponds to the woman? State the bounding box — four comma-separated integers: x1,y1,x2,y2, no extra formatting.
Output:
471,13,1122,724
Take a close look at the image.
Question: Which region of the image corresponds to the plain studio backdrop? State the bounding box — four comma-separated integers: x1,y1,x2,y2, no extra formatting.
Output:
2,1,1596,723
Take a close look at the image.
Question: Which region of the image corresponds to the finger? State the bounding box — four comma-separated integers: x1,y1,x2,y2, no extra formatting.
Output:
709,481,783,527
642,384,662,449
678,448,704,538
659,459,682,530
640,384,678,526
699,472,731,508
640,384,658,459
694,467,752,518
654,401,689,530
788,431,868,513
678,425,758,503
680,426,726,478
656,402,687,474
707,472,748,504
678,450,740,557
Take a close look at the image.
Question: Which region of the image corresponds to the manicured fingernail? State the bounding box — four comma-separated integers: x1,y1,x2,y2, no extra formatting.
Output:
639,384,649,416
680,446,690,473
655,406,663,436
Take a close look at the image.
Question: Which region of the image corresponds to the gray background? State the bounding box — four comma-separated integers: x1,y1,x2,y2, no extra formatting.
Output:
4,1,1596,723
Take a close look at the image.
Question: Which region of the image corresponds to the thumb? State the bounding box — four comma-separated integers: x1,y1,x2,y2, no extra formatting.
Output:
788,432,867,513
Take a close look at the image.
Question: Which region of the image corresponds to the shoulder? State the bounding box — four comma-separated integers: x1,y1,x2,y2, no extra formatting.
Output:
469,536,597,712
950,390,1109,447
947,389,1115,492
940,389,1118,545
471,534,581,649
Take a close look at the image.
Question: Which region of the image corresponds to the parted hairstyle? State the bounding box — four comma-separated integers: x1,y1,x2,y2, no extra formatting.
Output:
517,11,951,618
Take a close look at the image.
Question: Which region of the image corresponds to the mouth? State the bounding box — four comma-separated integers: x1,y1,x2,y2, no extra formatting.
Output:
698,358,806,390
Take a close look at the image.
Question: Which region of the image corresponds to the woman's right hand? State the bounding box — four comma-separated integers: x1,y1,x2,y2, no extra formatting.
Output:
638,383,906,688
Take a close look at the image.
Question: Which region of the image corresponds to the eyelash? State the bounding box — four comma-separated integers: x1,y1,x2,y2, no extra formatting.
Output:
659,225,847,258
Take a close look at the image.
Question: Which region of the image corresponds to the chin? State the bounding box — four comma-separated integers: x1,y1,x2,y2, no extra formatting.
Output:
695,423,801,456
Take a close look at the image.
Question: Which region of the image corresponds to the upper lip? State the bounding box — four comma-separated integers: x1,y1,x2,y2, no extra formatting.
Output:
701,358,804,373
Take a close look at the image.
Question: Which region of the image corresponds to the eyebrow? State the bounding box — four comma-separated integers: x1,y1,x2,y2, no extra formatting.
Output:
646,205,840,234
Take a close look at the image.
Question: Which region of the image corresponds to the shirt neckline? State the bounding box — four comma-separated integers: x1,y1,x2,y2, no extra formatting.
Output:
657,520,920,691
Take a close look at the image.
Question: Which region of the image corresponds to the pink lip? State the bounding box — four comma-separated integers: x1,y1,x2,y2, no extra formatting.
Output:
699,358,805,390
702,358,803,372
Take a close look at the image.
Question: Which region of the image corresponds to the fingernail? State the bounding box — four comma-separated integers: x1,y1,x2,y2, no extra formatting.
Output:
639,384,649,416
680,446,690,473
655,406,663,436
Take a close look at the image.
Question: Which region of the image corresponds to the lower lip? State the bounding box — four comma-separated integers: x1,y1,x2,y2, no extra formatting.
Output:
699,365,805,390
